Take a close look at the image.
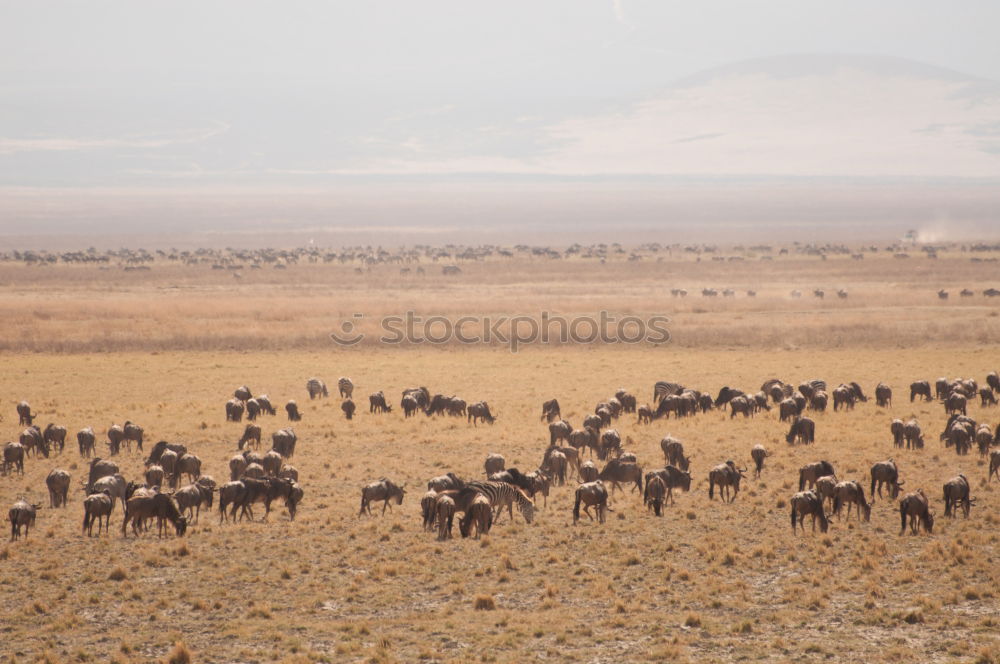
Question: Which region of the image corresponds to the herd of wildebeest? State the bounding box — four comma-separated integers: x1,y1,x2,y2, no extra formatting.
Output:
4,371,1000,543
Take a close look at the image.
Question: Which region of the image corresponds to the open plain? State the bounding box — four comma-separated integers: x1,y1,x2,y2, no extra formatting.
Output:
1,244,1000,663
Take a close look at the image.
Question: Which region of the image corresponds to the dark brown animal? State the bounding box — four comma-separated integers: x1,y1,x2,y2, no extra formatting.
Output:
899,490,933,535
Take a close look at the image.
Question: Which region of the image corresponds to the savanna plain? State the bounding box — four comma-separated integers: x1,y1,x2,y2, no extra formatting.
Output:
1,244,1000,663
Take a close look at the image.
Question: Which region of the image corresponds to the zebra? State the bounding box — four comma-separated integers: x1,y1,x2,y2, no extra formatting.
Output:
338,377,354,399
306,378,328,399
464,481,535,524
653,380,685,405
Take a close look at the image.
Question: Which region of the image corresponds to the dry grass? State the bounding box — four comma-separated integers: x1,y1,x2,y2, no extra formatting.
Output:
0,249,998,662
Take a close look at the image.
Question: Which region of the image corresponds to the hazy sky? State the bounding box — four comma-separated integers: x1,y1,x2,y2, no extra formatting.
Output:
0,2,998,242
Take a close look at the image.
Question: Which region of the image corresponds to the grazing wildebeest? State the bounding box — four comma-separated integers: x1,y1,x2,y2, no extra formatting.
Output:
832,481,870,521
990,450,1000,482
943,474,973,518
306,378,329,399
941,415,975,455
122,493,187,538
359,478,406,516
158,450,179,482
484,453,505,476
435,494,456,540
225,398,244,422
714,386,744,408
871,459,903,502
107,424,125,455
810,391,829,412
935,377,949,400
2,442,25,476
902,419,924,449
488,468,536,498
446,397,467,417
848,382,867,402
460,494,493,539
779,398,800,422
285,401,301,422
799,460,835,490
644,465,692,505
980,388,998,407
579,460,598,482
46,468,70,507
145,440,187,466
750,444,769,478
645,475,667,516
832,385,854,411
86,457,119,493
121,421,143,452
597,459,642,495
467,401,496,426
16,401,34,426
272,428,297,458
568,427,598,458
91,474,127,510
615,390,637,414
420,490,438,531
660,436,690,470
43,424,67,454
338,377,354,399
234,385,252,402
424,394,451,416
549,420,572,446
541,398,561,422
582,413,603,432
790,491,828,533
890,419,905,448
218,481,248,523
708,461,746,502
145,464,165,488
82,490,114,536
910,381,932,402
573,480,609,524
401,395,419,417
427,472,463,492
341,398,356,420
176,454,202,484
636,404,653,424
245,398,261,421
369,391,392,414
236,476,297,521
21,426,44,458
987,371,1000,394
945,392,967,416
9,499,38,540
875,383,892,408
899,490,934,535
256,395,276,416
238,423,262,450
598,429,621,461
77,427,96,457
813,475,839,511
541,449,568,485
729,395,753,418
976,424,993,456
786,417,815,445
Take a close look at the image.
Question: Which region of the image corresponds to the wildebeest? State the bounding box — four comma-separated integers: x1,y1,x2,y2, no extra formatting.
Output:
424,394,452,416
306,378,329,399
86,457,119,493
21,426,45,458
899,489,934,535
597,459,642,494
272,428,297,458
401,395,420,417
402,387,430,412
218,481,248,523
910,380,932,402
540,398,561,423
644,465,692,505
579,460,598,482
975,424,993,456
729,395,753,418
943,474,973,518
810,391,828,412
875,383,892,408
238,424,261,450
832,385,855,411
77,427,96,457
46,469,71,507
42,424,67,454
488,468,536,498
82,490,113,536
598,429,621,461
568,427,599,458
234,385,252,402
91,474,127,510
107,424,125,455
467,401,496,426
338,377,354,399
980,388,998,407
832,481,870,521
122,492,187,538
645,475,666,516
615,390,637,414
145,440,187,467
369,391,392,414
750,444,769,478
813,475,839,511
245,398,261,421
2,442,25,476
714,386,744,408
935,377,949,400
236,476,297,521
890,419,905,448
790,491,828,533
799,460,835,490
549,420,572,446
987,371,1000,394
902,419,924,449
484,453,505,476
786,417,815,445
944,392,967,416
871,459,905,500
435,494,455,540
16,401,33,426
460,494,493,539
708,461,746,502
341,399,356,420
285,401,301,422
225,398,245,422
573,480,609,524
990,450,1000,482
145,464,165,488
8,499,38,540
779,398,800,422
660,436,690,470
428,472,464,492
121,421,144,452
359,478,406,516
637,404,653,424
941,414,975,455
541,449,567,486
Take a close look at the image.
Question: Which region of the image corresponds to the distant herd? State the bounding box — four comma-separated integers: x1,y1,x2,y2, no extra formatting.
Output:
5,370,1000,542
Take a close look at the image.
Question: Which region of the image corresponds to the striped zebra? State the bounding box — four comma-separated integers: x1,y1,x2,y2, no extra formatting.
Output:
338,377,354,399
464,481,535,524
306,378,328,399
653,380,685,405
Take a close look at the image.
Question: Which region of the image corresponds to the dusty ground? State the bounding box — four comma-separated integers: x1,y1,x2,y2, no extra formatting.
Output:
0,250,999,663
